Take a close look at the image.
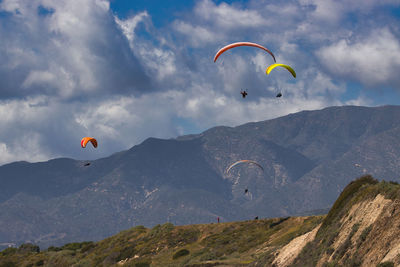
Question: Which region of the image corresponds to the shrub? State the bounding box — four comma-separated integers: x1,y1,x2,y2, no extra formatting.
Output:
80,242,96,253
35,259,44,266
61,241,93,251
61,242,82,251
322,176,378,229
269,217,290,228
18,243,40,253
377,262,394,267
0,261,16,267
322,261,339,267
326,247,334,255
334,224,359,260
117,246,136,261
133,225,147,234
47,246,62,252
357,225,372,248
0,247,17,256
173,249,190,259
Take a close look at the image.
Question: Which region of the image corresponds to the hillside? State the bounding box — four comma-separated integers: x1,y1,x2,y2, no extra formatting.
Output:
3,105,400,248
1,176,400,266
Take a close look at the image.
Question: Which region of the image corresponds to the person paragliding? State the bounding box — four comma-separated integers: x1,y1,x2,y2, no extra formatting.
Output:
81,137,97,167
266,64,295,98
244,188,249,194
240,90,248,98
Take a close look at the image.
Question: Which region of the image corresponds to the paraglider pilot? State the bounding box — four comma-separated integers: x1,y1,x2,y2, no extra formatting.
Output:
240,90,248,98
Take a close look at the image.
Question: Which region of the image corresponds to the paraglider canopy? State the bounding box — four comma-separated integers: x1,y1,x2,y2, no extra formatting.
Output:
214,42,276,63
226,160,264,174
81,137,97,148
84,162,91,166
266,63,296,78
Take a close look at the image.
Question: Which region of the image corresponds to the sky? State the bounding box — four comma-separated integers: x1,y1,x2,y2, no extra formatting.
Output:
0,0,399,164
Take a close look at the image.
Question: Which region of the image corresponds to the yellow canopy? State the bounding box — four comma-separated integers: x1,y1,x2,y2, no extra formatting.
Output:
266,63,296,78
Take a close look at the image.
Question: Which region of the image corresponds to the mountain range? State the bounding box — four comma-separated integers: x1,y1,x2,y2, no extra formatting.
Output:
2,105,400,248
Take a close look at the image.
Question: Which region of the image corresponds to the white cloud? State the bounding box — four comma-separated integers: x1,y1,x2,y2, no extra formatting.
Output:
114,11,149,45
317,28,400,87
0,0,398,165
22,71,56,88
174,21,218,46
299,0,400,23
344,95,372,106
0,0,149,99
194,0,269,29
173,0,272,47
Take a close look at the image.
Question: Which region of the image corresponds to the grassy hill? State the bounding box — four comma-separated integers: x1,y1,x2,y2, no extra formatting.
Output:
0,216,323,266
2,175,400,267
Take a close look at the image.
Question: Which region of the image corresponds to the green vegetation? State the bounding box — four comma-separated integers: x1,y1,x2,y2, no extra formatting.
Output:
0,216,323,266
292,176,400,266
357,224,372,248
321,175,378,229
172,249,190,259
377,262,394,267
333,223,359,260
2,176,399,266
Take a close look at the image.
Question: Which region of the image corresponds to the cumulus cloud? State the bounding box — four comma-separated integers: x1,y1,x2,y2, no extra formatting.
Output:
299,0,400,23
317,28,400,87
194,0,269,29
0,0,398,164
114,11,149,45
0,0,150,99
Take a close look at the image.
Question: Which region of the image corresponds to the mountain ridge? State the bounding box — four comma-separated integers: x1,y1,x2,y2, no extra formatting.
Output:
2,105,400,248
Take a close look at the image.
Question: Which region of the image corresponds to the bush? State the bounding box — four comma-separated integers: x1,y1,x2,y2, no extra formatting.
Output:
117,246,136,261
269,217,290,228
173,249,190,259
326,247,334,255
377,262,394,267
322,176,378,229
357,225,372,248
47,246,62,252
334,224,359,260
322,262,339,267
61,242,82,251
18,243,40,253
133,225,147,234
35,259,44,266
199,250,218,261
81,242,96,253
0,247,17,256
0,261,16,267
61,241,93,251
